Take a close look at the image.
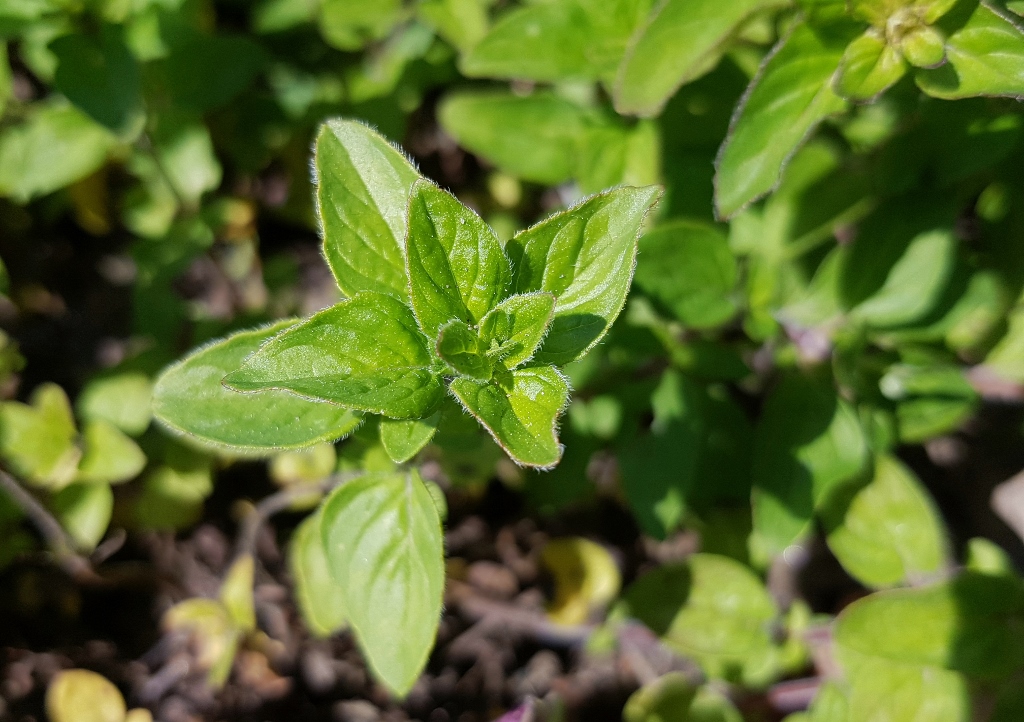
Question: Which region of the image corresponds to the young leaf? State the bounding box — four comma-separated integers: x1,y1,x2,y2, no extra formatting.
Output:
405,179,510,338
75,420,147,484
450,366,569,468
507,186,661,365
379,411,442,464
916,2,1024,99
315,119,421,301
51,482,113,550
321,471,444,696
822,455,947,588
900,24,947,68
224,294,444,419
834,30,907,101
541,537,621,625
50,25,142,135
614,0,781,117
633,220,738,329
459,0,651,82
153,320,362,455
714,23,849,218
436,320,492,379
479,292,556,368
290,510,348,637
751,374,869,556
0,383,80,488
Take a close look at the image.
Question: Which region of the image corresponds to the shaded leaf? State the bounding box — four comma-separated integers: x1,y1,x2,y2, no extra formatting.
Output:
541,537,621,625
834,30,906,101
291,510,348,637
0,383,80,489
51,482,113,550
379,412,442,463
436,320,492,379
75,372,152,437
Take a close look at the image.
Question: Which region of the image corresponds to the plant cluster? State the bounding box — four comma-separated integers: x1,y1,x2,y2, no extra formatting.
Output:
1,0,1024,719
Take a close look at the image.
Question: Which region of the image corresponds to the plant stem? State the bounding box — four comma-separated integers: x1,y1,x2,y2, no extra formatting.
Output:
0,468,94,579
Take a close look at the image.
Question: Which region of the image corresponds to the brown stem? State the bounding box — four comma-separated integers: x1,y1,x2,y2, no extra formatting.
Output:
0,468,95,580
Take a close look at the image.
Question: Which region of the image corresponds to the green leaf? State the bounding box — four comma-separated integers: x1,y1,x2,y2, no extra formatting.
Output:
451,366,570,468
51,482,113,550
0,383,80,489
834,30,907,101
134,444,213,531
619,554,779,685
151,112,222,205
75,420,147,485
916,2,1024,99
459,0,652,82
0,44,10,118
405,179,510,339
436,320,492,379
153,321,362,455
0,101,115,202
834,573,1024,719
479,292,556,368
290,509,348,637
225,295,444,420
75,372,152,437
270,443,337,486
157,20,265,113
714,23,849,218
623,672,696,722
379,411,442,464
822,455,947,588
633,220,738,329
46,669,126,722
507,186,661,365
849,229,957,328
438,91,662,193
751,374,869,556
417,0,488,50
50,25,142,135
319,0,404,50
614,0,780,116
321,471,444,696
314,119,421,301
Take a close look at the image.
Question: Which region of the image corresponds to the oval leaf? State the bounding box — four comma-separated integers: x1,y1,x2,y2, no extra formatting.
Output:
291,510,348,637
321,471,445,696
450,366,570,468
153,320,362,455
714,23,848,218
46,669,126,722
315,119,421,300
224,295,444,420
507,186,662,365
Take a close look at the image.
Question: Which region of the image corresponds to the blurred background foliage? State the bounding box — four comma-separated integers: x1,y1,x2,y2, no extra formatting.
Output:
3,0,1024,719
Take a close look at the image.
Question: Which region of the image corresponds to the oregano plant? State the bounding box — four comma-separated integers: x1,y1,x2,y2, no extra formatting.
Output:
152,119,660,694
